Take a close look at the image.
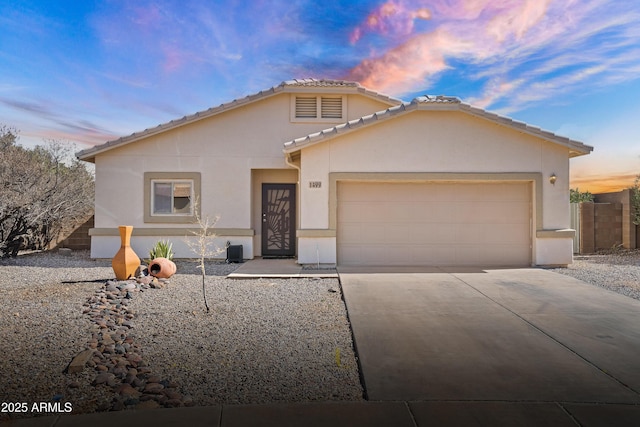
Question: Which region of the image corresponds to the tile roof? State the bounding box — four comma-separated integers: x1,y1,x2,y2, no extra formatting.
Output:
283,96,593,158
76,79,402,162
283,78,360,87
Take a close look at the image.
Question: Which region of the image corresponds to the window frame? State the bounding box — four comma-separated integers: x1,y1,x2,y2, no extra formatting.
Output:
144,172,201,224
290,94,347,123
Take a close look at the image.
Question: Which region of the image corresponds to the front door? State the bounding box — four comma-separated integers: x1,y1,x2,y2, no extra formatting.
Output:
261,183,296,257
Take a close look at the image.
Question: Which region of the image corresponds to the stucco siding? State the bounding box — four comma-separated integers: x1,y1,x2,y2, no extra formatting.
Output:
540,141,571,230
88,84,582,266
90,90,393,258
300,110,569,231
297,109,573,266
325,112,544,173
95,153,252,229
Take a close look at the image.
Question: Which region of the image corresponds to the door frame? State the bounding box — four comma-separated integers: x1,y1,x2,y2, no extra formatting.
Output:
261,183,296,257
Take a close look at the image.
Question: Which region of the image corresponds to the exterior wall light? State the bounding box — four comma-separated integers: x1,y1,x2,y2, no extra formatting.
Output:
549,173,557,185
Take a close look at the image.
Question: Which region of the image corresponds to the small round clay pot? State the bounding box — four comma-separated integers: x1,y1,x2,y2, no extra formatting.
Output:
148,257,177,278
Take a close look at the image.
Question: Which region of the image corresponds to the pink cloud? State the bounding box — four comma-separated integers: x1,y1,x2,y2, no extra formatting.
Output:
130,5,163,28
485,1,550,43
350,1,432,44
468,78,525,108
25,128,118,148
347,0,557,96
348,29,472,94
162,44,185,73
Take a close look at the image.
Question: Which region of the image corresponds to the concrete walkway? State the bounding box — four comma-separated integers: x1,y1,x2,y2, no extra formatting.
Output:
227,257,338,278
5,266,640,426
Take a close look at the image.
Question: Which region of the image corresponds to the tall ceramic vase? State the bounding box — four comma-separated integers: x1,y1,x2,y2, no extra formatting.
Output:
112,225,140,280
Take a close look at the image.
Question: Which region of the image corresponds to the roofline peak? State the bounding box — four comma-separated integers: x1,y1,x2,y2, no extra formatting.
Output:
412,95,461,104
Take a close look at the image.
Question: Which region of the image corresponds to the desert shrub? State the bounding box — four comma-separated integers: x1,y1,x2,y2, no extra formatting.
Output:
570,188,594,203
0,125,94,257
148,239,174,262
631,175,640,226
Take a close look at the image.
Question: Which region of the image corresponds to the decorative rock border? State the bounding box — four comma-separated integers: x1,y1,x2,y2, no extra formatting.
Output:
72,272,192,411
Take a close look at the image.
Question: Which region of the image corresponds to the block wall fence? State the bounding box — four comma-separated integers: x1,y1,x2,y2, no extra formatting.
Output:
573,189,638,254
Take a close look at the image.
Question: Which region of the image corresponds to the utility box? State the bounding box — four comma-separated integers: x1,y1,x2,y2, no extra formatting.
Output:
226,245,243,263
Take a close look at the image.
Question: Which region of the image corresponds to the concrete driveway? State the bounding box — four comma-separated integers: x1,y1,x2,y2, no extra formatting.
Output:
338,267,640,407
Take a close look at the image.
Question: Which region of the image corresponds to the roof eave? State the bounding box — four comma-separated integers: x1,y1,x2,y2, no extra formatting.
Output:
283,102,416,154
77,85,290,161
284,98,593,156
77,78,403,161
457,103,593,156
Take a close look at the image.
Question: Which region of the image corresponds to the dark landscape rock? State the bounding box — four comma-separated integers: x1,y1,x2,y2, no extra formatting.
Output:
72,277,186,411
66,349,94,374
93,372,114,385
144,382,165,394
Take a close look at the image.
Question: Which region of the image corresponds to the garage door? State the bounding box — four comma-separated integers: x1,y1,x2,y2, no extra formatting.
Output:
337,182,531,266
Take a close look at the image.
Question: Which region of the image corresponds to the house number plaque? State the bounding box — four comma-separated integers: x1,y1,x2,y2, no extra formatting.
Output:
309,181,322,188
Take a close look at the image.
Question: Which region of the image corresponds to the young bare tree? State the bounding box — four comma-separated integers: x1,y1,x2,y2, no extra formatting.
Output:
184,199,223,312
0,126,94,257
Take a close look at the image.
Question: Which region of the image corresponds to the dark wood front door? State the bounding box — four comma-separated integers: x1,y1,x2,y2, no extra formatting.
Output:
261,183,296,257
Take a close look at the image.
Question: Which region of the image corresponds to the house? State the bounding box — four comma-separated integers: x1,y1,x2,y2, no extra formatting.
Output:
77,79,593,267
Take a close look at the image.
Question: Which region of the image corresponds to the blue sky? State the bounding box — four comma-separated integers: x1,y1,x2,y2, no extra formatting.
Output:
1,0,639,192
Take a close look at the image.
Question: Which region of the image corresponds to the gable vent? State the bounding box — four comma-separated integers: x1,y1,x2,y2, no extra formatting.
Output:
295,96,318,118
321,97,342,119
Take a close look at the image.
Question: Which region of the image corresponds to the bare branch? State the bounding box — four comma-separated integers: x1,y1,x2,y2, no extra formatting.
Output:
184,197,224,312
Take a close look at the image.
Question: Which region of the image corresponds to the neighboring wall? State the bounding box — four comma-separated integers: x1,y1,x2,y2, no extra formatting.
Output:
595,189,636,249
57,215,94,250
574,189,637,254
577,203,622,253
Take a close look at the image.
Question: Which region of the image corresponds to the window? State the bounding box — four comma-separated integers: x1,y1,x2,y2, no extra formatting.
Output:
144,172,201,223
291,95,346,122
152,180,193,215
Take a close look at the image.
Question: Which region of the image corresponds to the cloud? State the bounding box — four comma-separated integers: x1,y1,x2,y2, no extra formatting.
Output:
350,1,432,44
24,128,118,148
0,97,115,146
98,72,152,89
346,0,640,111
570,172,638,193
347,0,552,95
348,29,471,93
0,98,52,116
91,2,251,76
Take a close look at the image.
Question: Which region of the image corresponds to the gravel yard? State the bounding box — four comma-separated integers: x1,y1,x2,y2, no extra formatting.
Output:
0,251,362,421
1,249,638,421
549,249,640,300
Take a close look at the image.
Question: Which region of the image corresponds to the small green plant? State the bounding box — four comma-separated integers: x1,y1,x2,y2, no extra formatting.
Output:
148,239,174,262
631,175,640,226
570,188,594,203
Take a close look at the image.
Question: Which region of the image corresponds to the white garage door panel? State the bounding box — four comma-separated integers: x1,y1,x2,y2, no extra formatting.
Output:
337,182,531,266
